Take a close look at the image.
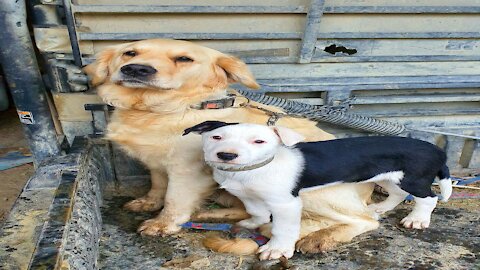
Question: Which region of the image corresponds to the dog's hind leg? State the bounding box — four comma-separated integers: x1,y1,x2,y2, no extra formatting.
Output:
399,176,438,229
295,183,379,253
401,196,437,229
295,216,379,253
124,169,168,212
368,180,408,218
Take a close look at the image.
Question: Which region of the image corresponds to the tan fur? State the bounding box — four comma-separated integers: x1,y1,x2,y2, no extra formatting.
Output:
84,39,377,249
203,237,258,256
203,183,379,255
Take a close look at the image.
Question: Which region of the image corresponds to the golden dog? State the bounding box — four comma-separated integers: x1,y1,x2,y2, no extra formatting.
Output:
84,39,378,254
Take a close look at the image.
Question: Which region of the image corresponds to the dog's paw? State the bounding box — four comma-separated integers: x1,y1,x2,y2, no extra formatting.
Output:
237,217,269,229
137,218,181,236
295,232,338,254
257,241,295,260
400,214,430,229
123,196,163,212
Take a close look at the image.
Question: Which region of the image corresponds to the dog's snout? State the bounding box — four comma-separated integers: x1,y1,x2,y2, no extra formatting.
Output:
217,152,238,161
121,64,157,77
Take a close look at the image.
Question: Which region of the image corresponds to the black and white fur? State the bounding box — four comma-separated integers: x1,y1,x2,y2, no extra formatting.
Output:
184,121,453,260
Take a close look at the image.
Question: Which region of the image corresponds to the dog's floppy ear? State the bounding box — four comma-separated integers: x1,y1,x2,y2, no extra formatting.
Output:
216,55,260,89
83,47,117,86
183,121,239,136
271,126,305,146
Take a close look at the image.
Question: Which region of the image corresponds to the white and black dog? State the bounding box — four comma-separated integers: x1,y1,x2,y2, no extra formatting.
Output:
183,121,453,260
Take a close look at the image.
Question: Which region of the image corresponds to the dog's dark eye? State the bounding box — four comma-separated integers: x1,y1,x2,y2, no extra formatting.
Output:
254,140,266,144
123,51,137,57
175,56,194,63
212,135,222,140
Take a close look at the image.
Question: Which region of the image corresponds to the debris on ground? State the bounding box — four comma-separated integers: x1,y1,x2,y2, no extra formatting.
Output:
162,255,210,269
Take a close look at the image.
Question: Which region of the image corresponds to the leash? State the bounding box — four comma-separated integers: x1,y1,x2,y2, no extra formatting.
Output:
239,103,288,126
180,222,269,246
190,92,306,126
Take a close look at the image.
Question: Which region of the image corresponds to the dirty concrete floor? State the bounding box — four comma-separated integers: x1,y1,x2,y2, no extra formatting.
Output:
98,187,480,270
0,109,34,223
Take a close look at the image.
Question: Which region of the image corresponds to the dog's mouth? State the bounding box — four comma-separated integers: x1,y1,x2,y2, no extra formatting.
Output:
206,160,240,166
116,77,147,86
116,77,173,90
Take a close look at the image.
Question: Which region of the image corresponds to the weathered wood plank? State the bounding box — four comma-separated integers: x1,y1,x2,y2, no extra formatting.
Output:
249,62,480,78
352,94,480,104
312,55,480,62
299,0,325,63
323,5,480,13
73,4,480,14
237,82,480,93
254,76,480,85
73,5,309,13
354,109,480,118
76,13,305,35
74,0,478,6
319,32,480,39
76,0,310,6
81,56,296,64
325,0,480,7
78,31,480,41
313,39,480,62
78,32,303,40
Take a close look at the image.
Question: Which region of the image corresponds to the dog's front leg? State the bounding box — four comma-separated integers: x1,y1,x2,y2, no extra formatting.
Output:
137,167,217,236
258,197,302,260
124,169,168,212
236,197,271,229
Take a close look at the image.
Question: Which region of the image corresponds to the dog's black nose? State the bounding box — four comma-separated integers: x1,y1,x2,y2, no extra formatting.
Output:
217,152,238,161
121,64,157,77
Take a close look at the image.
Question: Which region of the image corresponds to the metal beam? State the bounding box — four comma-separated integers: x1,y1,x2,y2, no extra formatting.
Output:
63,0,82,66
299,0,325,63
0,0,61,164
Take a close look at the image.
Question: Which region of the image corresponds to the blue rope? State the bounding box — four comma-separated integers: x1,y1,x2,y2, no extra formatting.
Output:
181,222,232,231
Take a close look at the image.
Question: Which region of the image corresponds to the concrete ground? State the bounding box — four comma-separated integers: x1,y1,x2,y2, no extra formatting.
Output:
97,184,480,270
0,108,34,223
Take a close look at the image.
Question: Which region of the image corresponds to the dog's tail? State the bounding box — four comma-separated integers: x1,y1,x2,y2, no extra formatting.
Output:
203,236,259,255
436,164,452,202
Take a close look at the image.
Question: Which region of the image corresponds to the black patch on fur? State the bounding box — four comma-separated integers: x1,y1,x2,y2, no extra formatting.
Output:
291,136,448,197
183,121,239,136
